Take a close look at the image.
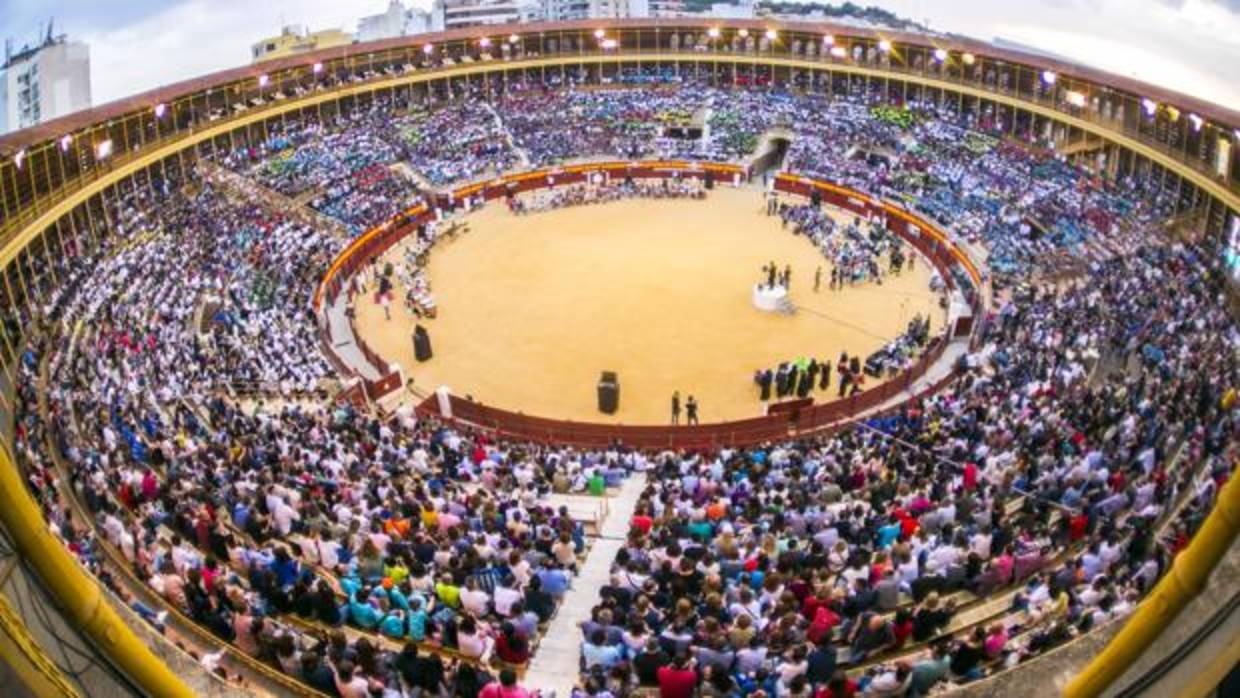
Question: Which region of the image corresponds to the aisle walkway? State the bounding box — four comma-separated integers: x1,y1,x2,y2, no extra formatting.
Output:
523,475,646,696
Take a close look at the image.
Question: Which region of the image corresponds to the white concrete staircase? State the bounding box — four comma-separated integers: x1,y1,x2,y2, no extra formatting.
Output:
522,476,646,696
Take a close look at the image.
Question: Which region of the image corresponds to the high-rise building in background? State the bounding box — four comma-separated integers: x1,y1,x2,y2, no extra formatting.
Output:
431,0,537,31
358,1,433,42
542,0,650,21
1,25,91,135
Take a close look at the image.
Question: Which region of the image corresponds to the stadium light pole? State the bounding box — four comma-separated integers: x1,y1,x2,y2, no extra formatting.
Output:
153,103,167,141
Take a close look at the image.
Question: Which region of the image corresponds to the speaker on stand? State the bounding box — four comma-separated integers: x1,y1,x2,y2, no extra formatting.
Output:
413,325,433,362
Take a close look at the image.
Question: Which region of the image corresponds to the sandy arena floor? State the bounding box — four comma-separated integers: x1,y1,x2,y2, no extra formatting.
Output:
354,186,944,424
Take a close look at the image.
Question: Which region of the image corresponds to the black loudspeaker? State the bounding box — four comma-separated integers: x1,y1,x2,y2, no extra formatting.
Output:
413,325,433,362
705,172,715,190
811,190,822,208
597,371,619,414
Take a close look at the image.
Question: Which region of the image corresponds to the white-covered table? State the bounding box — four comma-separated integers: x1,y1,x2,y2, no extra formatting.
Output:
752,283,788,312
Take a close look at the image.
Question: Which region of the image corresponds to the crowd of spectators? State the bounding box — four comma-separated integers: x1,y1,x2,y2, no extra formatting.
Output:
510,178,707,215
8,172,620,696
3,78,1235,698
572,239,1238,696
221,81,1172,280
392,101,521,186
222,106,422,235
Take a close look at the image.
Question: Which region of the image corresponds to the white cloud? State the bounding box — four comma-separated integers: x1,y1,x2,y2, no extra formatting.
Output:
915,0,1240,108
77,0,396,104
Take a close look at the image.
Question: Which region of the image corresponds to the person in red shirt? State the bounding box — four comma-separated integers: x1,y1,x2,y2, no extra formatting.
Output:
806,604,841,644
815,672,858,698
494,622,530,665
657,654,698,698
1068,512,1089,542
963,462,978,491
631,512,654,535
890,608,914,649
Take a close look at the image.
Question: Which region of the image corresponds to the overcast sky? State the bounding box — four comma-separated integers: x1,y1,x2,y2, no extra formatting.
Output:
3,0,1239,111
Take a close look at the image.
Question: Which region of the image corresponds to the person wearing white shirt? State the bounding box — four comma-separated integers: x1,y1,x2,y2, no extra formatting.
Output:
460,579,491,617
493,584,522,617
273,499,300,536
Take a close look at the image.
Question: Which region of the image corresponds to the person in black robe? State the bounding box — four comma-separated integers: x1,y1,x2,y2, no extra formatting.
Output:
757,370,773,401
796,368,812,398
819,360,831,389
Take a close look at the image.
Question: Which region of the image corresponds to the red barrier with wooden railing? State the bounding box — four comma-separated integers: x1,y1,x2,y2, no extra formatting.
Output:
417,333,953,449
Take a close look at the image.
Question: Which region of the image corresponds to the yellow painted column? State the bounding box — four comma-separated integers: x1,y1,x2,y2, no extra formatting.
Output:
1064,460,1240,698
0,446,194,698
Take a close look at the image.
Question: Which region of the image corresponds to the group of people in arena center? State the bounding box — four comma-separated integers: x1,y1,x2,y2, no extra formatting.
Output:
2,69,1233,698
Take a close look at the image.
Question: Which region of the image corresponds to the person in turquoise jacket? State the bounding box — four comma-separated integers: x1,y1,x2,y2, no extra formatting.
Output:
379,608,406,639
406,596,430,642
346,582,385,630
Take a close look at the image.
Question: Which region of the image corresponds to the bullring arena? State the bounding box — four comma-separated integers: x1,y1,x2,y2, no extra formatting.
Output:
0,16,1237,698
354,184,944,423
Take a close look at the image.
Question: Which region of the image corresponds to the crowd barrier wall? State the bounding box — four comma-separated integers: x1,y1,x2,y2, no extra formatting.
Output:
309,163,981,445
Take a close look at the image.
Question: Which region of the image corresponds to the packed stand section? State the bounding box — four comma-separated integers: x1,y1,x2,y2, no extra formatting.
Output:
572,240,1239,696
